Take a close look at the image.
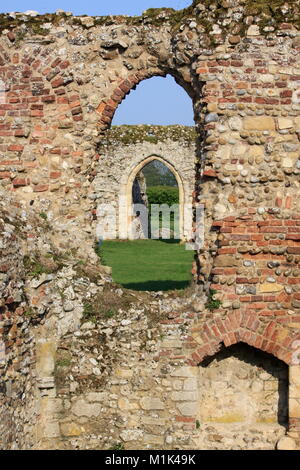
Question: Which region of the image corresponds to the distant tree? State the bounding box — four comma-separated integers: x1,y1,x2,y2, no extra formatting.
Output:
147,186,179,206
142,160,177,187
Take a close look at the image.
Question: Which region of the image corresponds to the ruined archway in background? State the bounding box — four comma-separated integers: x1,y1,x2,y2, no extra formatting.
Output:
97,70,197,242
119,154,187,240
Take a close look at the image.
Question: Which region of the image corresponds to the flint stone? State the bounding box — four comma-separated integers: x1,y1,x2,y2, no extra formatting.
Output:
72,400,102,417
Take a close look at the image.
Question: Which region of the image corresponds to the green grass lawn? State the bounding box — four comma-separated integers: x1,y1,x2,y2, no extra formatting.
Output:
100,239,194,291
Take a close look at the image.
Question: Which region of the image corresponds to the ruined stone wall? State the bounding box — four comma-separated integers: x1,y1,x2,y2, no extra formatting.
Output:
48,314,289,450
0,0,300,450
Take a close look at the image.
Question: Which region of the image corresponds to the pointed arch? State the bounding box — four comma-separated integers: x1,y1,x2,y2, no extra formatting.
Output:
119,154,187,240
186,312,300,367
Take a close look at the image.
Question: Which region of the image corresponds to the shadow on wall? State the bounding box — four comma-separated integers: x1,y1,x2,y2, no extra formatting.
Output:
199,342,289,428
121,279,189,291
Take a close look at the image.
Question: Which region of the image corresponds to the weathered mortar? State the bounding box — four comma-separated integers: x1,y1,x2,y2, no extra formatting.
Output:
0,0,300,450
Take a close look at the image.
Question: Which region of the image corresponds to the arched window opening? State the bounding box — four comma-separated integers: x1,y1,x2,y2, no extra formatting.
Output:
132,159,180,240
112,75,194,126
99,153,194,291
98,73,195,292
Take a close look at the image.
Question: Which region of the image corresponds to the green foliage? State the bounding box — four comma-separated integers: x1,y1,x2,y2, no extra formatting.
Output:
81,286,133,324
30,23,48,35
94,241,107,266
38,211,52,230
1,1,299,43
99,125,197,148
142,160,177,187
24,308,36,318
205,289,222,311
109,442,125,450
143,7,175,16
58,288,67,301
146,186,180,237
56,358,71,367
23,252,66,277
104,309,116,319
23,255,50,277
83,302,96,323
75,259,85,266
147,186,179,206
54,349,72,388
196,420,201,429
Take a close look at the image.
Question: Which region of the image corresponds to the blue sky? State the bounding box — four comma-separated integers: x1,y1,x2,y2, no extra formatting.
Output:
2,1,194,126
113,76,194,126
1,0,191,16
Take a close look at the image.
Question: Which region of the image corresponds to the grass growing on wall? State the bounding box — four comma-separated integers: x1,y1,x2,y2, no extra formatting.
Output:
100,239,193,292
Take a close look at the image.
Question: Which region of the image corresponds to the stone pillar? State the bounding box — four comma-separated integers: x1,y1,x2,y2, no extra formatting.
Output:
288,365,300,443
35,338,61,448
278,364,300,450
274,355,300,451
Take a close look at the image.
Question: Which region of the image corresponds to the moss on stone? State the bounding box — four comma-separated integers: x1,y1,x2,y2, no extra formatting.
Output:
140,0,299,37
0,1,299,41
22,251,70,277
244,0,300,31
0,13,67,36
99,125,197,149
81,285,136,324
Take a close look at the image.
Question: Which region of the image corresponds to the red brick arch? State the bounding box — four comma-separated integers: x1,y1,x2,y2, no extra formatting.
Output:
96,69,167,131
187,311,300,366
